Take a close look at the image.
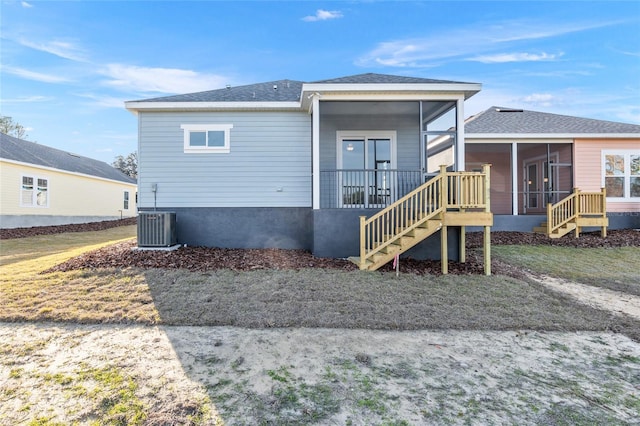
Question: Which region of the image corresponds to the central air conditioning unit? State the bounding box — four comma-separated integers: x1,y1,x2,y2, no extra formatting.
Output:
137,212,177,247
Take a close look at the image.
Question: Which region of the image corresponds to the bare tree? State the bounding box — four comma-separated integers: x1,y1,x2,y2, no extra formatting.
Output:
112,151,138,179
0,116,29,139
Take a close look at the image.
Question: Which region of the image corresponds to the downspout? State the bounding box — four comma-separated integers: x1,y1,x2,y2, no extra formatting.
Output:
512,142,518,215
310,93,321,209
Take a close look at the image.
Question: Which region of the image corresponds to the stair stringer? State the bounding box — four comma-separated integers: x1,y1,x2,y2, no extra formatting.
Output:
360,214,444,271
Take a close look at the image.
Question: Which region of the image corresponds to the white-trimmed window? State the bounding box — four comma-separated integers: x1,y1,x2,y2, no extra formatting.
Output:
181,124,233,153
123,191,130,210
21,175,49,207
603,150,640,200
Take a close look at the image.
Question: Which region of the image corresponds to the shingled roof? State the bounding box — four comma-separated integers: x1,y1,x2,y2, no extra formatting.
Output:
310,73,473,85
130,73,478,103
133,79,305,103
0,133,136,184
466,107,640,135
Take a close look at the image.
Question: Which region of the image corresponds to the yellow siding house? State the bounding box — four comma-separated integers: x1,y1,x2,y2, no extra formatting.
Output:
1,133,137,229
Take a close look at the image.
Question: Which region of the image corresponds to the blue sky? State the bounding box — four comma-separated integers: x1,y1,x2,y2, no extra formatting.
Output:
1,0,639,164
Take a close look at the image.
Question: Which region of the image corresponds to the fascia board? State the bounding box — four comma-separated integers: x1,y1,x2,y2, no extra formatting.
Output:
466,133,640,140
303,82,481,94
301,83,480,110
125,101,302,112
301,91,471,111
314,92,467,101
1,158,138,186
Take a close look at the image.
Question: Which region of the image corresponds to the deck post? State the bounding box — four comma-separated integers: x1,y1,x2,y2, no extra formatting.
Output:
601,187,607,238
441,225,448,275
546,202,552,236
574,187,581,238
460,223,466,263
483,164,492,275
484,225,491,276
359,216,366,270
439,164,449,275
439,164,448,209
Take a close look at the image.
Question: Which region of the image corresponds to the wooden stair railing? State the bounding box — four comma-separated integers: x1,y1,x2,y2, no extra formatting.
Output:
534,187,608,238
350,164,493,274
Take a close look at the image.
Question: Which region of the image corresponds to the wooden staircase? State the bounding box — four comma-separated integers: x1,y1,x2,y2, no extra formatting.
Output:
534,187,608,238
348,164,493,274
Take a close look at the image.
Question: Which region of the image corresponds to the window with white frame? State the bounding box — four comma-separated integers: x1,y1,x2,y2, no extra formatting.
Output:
123,191,130,210
21,175,49,207
181,124,233,153
603,151,640,200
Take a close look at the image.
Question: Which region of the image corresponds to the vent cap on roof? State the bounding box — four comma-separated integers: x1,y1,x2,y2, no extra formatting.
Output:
495,108,523,113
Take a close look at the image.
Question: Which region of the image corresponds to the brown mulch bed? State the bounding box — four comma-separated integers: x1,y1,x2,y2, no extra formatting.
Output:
42,228,640,277
0,217,137,239
6,217,637,276
43,240,499,276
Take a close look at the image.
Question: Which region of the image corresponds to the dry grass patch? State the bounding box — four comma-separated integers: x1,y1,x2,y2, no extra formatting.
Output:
0,225,161,324
2,226,639,340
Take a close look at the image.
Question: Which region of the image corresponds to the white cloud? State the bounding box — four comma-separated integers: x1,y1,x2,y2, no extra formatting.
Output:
0,95,52,103
17,38,87,62
469,52,563,63
522,93,558,107
2,65,70,83
100,64,230,94
357,19,619,68
21,1,33,8
302,9,343,22
75,93,129,108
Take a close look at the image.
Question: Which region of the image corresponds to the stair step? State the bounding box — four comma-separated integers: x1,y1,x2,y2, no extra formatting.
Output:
347,256,373,270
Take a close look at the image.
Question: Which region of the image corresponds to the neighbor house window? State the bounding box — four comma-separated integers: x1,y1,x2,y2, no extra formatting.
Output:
21,175,48,207
181,124,233,153
603,151,640,200
123,191,130,210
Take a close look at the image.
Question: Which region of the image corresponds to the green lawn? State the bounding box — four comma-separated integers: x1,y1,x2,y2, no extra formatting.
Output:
493,245,640,296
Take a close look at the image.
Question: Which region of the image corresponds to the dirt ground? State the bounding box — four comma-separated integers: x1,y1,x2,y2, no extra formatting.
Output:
2,324,639,425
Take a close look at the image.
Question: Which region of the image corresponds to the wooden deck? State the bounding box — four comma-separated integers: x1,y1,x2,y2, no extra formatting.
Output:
349,164,493,275
533,187,608,238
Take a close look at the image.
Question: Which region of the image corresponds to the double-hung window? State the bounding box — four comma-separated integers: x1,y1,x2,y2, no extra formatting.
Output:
181,124,233,153
603,150,640,200
123,191,130,210
21,175,48,207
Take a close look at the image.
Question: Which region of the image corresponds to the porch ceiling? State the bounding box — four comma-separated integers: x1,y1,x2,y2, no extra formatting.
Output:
320,101,419,116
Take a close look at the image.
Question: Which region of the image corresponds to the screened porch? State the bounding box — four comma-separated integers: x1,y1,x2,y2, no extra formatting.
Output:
317,100,464,209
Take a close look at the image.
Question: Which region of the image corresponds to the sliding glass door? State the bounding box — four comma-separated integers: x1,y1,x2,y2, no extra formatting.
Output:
338,132,395,208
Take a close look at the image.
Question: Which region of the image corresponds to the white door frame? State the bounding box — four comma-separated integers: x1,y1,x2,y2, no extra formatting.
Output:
336,130,397,208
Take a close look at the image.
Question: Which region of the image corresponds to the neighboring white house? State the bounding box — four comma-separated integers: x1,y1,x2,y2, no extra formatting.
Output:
0,132,137,229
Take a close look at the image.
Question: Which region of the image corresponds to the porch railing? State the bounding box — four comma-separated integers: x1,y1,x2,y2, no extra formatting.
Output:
547,187,607,236
319,169,423,209
360,164,491,269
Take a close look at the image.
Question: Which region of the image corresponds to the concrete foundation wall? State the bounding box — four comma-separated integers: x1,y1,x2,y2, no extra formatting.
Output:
313,209,460,261
140,207,313,250
468,213,640,233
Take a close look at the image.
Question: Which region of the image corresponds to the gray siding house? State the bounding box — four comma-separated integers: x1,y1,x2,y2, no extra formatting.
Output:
126,73,481,258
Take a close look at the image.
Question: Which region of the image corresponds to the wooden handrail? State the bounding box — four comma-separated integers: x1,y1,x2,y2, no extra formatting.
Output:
358,165,491,269
547,187,607,235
